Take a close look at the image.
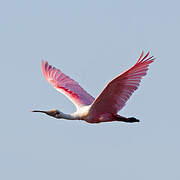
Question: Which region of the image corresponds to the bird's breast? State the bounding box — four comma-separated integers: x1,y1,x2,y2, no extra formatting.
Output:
72,105,91,120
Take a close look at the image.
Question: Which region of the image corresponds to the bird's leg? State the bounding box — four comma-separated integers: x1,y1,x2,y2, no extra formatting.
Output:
114,115,140,123
126,117,140,123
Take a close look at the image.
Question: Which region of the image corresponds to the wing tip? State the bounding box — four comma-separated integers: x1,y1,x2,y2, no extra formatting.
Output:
137,51,144,63
136,50,155,65
41,60,49,79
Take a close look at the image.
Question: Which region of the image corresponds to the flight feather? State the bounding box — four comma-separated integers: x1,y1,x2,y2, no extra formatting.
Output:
41,61,95,109
89,51,155,118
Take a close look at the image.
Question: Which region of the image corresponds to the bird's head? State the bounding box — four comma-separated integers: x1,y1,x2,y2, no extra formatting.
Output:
32,109,63,118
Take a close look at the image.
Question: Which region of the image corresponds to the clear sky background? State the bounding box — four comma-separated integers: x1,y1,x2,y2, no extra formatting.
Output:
0,0,179,179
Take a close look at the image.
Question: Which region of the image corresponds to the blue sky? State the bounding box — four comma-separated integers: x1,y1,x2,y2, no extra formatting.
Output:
0,0,180,179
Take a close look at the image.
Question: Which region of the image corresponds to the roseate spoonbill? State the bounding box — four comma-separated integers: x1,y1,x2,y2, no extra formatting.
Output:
32,51,154,123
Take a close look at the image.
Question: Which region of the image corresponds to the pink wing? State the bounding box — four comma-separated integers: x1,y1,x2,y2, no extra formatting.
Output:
89,51,155,118
41,61,95,109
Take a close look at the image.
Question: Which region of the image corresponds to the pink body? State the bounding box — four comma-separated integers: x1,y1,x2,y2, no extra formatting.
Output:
39,51,154,123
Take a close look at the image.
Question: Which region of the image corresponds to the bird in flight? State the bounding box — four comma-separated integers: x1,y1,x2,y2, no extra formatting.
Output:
32,51,155,123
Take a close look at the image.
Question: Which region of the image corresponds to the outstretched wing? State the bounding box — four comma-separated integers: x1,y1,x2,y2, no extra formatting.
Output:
89,51,154,118
41,61,95,109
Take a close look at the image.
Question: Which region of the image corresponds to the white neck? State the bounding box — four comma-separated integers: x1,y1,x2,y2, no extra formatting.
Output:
56,112,80,120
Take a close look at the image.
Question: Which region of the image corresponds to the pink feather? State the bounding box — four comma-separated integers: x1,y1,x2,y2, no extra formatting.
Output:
41,61,95,109
89,51,155,120
34,52,155,124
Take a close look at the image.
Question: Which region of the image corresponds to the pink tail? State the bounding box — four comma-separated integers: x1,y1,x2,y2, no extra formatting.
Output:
114,115,140,123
